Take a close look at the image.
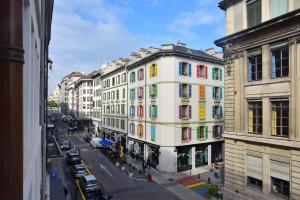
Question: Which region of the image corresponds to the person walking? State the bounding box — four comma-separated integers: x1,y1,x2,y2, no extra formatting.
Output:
64,186,68,198
142,160,146,174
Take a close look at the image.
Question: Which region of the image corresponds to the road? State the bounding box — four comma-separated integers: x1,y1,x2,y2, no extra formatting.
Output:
67,134,180,200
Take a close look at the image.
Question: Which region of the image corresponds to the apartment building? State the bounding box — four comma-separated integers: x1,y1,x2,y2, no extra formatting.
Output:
74,77,94,118
0,0,53,199
215,0,300,199
101,59,129,146
126,43,224,172
48,85,60,104
92,70,102,134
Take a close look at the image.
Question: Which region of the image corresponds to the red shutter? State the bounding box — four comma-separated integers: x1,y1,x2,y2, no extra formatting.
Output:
196,65,200,78
188,127,192,140
205,66,208,79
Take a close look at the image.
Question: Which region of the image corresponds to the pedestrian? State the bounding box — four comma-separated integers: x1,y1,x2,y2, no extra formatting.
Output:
142,160,146,174
64,186,68,197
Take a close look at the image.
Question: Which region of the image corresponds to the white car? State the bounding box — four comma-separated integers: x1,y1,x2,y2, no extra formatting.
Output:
90,137,102,148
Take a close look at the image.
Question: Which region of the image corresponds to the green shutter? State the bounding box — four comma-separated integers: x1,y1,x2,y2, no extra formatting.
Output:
149,105,152,118
205,126,208,139
197,127,200,139
220,68,223,81
155,105,158,118
212,67,215,80
155,84,157,98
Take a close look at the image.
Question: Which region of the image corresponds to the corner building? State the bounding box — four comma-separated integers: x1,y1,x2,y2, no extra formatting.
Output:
215,0,300,199
126,43,224,172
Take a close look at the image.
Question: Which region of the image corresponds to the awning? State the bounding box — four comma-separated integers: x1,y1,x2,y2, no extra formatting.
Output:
100,139,115,146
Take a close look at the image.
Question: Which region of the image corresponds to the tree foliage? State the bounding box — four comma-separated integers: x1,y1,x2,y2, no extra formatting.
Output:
48,100,58,107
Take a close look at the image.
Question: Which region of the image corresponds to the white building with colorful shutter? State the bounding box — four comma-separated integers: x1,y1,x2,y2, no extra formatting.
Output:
126,42,224,172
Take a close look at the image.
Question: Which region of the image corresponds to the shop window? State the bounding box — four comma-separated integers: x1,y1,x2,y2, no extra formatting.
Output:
179,84,191,98
179,105,191,119
271,100,289,137
211,142,223,163
149,84,157,98
271,43,289,78
248,101,262,134
179,62,191,77
247,0,261,28
177,147,192,172
248,50,262,81
195,145,208,167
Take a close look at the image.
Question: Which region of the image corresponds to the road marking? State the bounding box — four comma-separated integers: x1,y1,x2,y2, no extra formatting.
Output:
81,160,92,175
100,164,113,177
81,148,88,152
76,180,87,200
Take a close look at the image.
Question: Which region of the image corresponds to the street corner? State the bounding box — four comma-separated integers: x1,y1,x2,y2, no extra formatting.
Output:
176,176,210,199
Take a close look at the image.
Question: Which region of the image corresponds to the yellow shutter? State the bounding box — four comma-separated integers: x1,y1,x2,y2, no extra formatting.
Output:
149,65,153,78
199,103,205,120
154,64,158,77
272,107,277,135
202,104,206,119
248,108,253,133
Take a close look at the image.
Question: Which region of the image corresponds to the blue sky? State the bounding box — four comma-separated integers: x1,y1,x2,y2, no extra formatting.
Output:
49,0,225,93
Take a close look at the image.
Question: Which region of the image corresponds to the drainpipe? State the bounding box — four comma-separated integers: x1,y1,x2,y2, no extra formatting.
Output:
144,64,147,162
0,0,24,199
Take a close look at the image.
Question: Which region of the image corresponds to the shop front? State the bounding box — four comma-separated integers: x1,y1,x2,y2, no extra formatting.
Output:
195,144,208,168
177,146,192,172
211,141,223,163
146,144,159,169
128,139,145,161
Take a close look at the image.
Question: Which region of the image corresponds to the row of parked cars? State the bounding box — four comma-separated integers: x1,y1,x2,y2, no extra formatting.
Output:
66,149,113,199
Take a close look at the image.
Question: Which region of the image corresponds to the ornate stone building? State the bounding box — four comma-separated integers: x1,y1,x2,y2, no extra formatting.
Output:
215,0,300,199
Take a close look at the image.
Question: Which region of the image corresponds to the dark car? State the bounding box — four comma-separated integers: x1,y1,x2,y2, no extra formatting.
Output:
60,140,71,150
83,134,92,143
66,149,81,165
71,164,88,178
79,175,113,200
68,126,78,132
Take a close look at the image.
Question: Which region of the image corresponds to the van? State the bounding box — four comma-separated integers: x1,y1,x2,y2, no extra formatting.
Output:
90,137,102,148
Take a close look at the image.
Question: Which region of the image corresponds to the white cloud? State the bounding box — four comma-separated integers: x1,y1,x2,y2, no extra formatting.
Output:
48,0,141,93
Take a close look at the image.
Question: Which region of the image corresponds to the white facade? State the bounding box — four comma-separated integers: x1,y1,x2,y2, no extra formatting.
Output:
92,72,102,135
101,59,128,143
127,44,224,172
48,85,60,104
75,78,94,118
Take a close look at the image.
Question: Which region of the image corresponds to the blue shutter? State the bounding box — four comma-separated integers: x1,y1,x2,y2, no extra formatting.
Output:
248,61,252,81
189,85,192,98
179,84,182,97
212,87,215,99
179,62,182,76
188,63,192,77
220,87,223,99
271,54,276,78
212,106,216,118
220,106,223,118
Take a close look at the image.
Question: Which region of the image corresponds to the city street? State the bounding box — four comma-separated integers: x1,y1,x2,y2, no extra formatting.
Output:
66,134,180,200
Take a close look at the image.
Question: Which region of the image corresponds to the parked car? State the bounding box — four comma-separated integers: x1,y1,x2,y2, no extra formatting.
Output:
68,126,78,132
66,149,81,165
71,164,88,178
60,140,71,150
83,134,92,143
90,138,102,148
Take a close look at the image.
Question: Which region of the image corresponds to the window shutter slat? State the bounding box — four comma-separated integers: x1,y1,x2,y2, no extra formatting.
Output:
213,106,215,118
220,87,223,99
155,64,158,77
149,105,152,118
212,67,215,80
179,62,182,76
189,85,192,98
189,105,192,119
179,84,182,97
149,65,153,78
205,126,208,139
196,65,200,78
271,54,276,78
220,106,223,118
220,68,223,81
188,127,192,141
188,63,192,77
212,87,215,99
155,84,157,98
197,127,200,139
155,105,158,118
205,66,208,79
179,105,182,119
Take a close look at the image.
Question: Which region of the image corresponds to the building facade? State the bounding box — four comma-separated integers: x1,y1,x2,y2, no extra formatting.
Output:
215,0,300,199
74,77,94,118
101,59,128,146
48,85,60,104
0,0,53,199
92,71,102,135
126,43,224,172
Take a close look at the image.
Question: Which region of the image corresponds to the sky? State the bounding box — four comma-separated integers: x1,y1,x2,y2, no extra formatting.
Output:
48,0,225,94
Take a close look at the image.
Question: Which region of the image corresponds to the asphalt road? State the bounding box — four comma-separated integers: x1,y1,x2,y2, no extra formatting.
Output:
67,134,180,200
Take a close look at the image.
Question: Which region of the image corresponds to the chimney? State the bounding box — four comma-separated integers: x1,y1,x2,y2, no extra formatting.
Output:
176,40,187,48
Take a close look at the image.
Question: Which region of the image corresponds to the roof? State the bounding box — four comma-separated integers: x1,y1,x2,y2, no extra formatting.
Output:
85,175,96,181
218,0,242,11
65,71,86,78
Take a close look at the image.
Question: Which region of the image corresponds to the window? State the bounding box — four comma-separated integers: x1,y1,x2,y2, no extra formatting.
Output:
107,118,110,126
179,62,191,77
212,67,222,80
130,89,135,100
130,123,135,135
137,124,144,138
130,106,135,117
199,103,206,120
121,104,125,114
116,90,119,100
151,125,156,141
138,68,144,81
116,104,120,114
248,50,262,81
130,71,136,83
111,105,114,113
138,87,144,99
138,106,144,118
149,63,158,78
212,87,222,100
234,1,244,32
112,91,115,100
117,75,120,84
212,105,222,119
212,125,223,138
149,105,158,119
247,155,263,189
116,119,119,128
122,73,127,82
123,88,125,99
107,92,110,100
199,85,205,99
83,97,86,101
271,100,289,137
111,118,115,127
196,126,208,140
270,0,288,19
121,120,125,130
103,93,106,101
270,160,290,198
179,105,191,119
83,89,86,94
181,127,191,142
196,65,207,78
112,77,115,86
271,43,289,78
247,0,261,28
179,84,191,98
149,84,157,98
248,101,262,134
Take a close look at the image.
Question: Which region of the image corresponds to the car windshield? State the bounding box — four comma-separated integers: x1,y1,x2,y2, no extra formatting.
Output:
87,179,98,185
76,166,85,171
63,141,69,145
